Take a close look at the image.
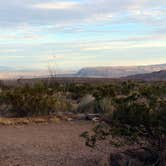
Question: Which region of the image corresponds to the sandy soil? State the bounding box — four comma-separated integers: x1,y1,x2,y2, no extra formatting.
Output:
0,121,111,166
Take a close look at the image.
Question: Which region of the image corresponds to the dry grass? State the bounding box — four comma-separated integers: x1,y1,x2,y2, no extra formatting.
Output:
0,116,60,125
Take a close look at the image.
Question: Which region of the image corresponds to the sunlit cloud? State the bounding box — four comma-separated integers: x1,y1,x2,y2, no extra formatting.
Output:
33,1,79,10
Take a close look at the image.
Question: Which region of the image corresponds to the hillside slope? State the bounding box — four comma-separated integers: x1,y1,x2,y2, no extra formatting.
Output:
124,70,166,81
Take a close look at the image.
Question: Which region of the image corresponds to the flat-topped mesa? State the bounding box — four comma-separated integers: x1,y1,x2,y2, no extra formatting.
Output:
76,63,166,78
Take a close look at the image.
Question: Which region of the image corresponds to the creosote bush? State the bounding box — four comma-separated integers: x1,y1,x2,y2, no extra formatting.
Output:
0,81,72,117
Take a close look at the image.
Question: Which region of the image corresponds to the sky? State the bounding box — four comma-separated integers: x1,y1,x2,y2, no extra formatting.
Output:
0,0,166,77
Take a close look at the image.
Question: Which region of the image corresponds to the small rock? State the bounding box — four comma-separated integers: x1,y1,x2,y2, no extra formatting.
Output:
67,118,73,121
86,114,100,120
92,117,100,122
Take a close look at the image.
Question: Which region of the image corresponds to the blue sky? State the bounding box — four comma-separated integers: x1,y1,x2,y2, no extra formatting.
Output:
0,0,166,77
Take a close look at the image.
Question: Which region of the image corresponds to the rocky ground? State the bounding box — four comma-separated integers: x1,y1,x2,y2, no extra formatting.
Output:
0,121,111,166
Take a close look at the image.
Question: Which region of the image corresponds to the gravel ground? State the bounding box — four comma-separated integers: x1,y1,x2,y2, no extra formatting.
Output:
0,121,111,166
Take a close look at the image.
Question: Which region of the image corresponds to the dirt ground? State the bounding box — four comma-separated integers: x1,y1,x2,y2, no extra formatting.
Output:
0,121,111,166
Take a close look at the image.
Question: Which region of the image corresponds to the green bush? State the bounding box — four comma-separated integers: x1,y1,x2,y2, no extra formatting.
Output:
2,88,72,117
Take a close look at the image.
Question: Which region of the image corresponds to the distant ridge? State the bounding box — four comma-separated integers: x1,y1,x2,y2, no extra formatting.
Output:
1,63,166,80
124,70,166,81
76,63,166,78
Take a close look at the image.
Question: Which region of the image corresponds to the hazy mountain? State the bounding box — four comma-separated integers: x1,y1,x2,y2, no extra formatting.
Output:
76,64,166,78
1,64,166,80
124,70,166,81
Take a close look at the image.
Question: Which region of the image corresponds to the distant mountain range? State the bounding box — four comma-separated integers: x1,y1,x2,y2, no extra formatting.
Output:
1,63,166,80
123,70,166,81
76,64,166,78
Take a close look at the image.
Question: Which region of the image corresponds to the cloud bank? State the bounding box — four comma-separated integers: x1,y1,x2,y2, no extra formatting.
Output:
0,0,165,77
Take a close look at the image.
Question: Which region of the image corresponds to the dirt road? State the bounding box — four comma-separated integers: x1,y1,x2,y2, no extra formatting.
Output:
0,122,110,166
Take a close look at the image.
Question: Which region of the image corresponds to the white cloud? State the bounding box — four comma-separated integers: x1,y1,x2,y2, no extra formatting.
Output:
80,42,166,51
33,1,79,10
0,0,165,28
77,34,166,51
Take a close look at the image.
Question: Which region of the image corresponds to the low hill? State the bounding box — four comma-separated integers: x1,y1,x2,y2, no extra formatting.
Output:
124,70,166,81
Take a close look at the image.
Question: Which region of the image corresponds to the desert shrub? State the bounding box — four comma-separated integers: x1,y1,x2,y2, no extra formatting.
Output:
93,84,116,101
33,81,47,93
119,81,137,95
51,93,73,112
77,95,96,113
46,79,60,90
81,83,166,165
2,88,72,117
99,97,115,118
66,83,94,99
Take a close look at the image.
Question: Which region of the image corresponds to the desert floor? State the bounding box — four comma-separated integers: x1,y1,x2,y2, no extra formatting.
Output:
0,121,111,166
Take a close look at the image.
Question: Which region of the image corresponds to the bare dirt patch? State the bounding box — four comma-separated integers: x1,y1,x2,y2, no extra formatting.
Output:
0,121,111,166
